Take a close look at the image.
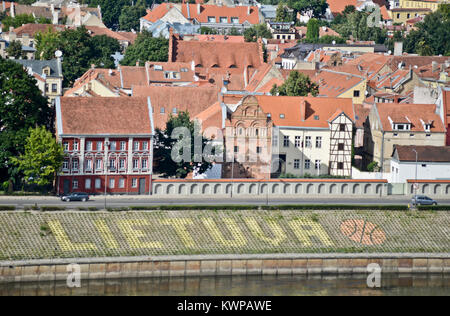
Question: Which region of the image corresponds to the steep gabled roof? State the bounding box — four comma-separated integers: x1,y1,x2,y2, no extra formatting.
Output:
254,95,354,128
58,97,153,135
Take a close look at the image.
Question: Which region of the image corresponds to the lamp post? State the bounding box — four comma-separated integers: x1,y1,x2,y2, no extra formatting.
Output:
104,141,110,210
412,148,418,203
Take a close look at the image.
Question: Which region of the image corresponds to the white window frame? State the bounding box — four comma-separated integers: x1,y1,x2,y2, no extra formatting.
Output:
131,178,137,188
120,141,126,151
85,179,91,189
119,178,125,188
95,178,101,189
109,178,115,189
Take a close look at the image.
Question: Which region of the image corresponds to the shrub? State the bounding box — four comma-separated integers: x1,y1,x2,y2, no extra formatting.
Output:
418,205,450,211
0,205,15,211
40,206,66,211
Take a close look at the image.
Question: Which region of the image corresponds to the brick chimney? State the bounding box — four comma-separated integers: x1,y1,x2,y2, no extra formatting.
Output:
168,28,174,62
10,1,14,18
300,100,306,121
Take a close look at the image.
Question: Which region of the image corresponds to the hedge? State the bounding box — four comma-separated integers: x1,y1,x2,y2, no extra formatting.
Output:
0,205,15,211
418,205,450,211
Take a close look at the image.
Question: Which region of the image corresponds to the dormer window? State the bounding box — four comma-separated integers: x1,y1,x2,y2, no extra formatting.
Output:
43,67,50,76
208,16,216,23
279,114,285,119
424,124,431,132
393,123,411,131
220,17,227,23
231,17,239,24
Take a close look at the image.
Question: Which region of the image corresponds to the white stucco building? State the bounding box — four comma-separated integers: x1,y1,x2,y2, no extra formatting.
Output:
390,145,450,183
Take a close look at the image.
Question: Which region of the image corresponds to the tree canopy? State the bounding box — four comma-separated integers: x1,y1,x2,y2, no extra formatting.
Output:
288,0,328,20
35,26,120,86
306,18,319,42
119,5,146,32
243,24,272,42
120,31,169,66
403,4,450,56
0,58,53,186
154,112,212,178
270,71,319,97
11,127,64,187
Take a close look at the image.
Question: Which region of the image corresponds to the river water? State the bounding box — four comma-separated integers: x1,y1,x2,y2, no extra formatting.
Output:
0,274,449,296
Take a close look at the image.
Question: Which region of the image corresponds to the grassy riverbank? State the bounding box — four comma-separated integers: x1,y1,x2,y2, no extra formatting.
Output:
0,209,448,260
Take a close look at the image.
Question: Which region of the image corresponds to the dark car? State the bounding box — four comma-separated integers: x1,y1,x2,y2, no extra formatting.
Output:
411,195,437,206
61,192,90,202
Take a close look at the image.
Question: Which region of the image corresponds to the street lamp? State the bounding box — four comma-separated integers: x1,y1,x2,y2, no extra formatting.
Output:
412,148,418,204
104,141,110,210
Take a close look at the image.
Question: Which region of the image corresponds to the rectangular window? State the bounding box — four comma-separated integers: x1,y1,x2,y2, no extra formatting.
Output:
283,136,289,147
340,124,346,132
74,142,79,151
220,17,227,23
133,159,139,170
109,178,115,189
256,147,261,154
231,17,239,24
73,180,78,189
315,137,322,148
63,142,69,151
85,160,92,170
119,178,125,188
353,90,360,97
142,159,148,169
132,178,137,188
133,141,139,151
338,143,344,151
62,160,69,170
86,141,92,151
120,141,126,151
95,178,101,189
85,179,91,189
272,135,278,146
96,141,102,151
295,136,301,147
315,160,321,170
72,160,79,170
143,141,149,151
234,146,239,153
52,83,57,93
305,159,311,169
208,16,216,23
110,141,117,151
109,159,115,170
160,107,165,114
337,162,344,170
305,136,311,148
294,159,300,169
95,159,102,170
119,159,126,170
172,108,177,114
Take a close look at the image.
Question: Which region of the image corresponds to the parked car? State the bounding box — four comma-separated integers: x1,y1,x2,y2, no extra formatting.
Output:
61,192,90,202
411,195,437,206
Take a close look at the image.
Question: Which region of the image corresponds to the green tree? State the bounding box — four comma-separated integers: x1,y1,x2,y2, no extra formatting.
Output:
11,127,64,188
35,27,61,60
90,34,121,68
403,4,450,56
0,58,52,185
288,0,328,20
154,111,212,178
306,18,319,42
333,10,387,44
275,2,291,22
199,26,218,35
270,71,319,96
243,24,272,42
119,5,146,31
6,40,26,59
229,27,240,36
1,13,35,30
121,31,168,66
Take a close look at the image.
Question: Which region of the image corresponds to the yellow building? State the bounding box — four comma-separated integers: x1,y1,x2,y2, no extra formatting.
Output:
390,8,432,23
399,0,446,12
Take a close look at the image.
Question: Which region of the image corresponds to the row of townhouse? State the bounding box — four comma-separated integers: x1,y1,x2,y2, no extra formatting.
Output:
56,93,355,194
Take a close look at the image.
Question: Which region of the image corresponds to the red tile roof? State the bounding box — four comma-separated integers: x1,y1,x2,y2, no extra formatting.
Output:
11,23,67,37
58,97,152,135
312,70,365,98
141,3,176,23
181,4,259,24
192,34,245,43
354,103,371,128
254,95,355,128
85,26,137,44
295,26,340,38
171,37,264,69
394,145,450,163
375,103,445,133
131,85,220,129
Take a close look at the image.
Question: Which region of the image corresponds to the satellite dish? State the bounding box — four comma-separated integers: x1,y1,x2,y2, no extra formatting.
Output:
55,50,63,58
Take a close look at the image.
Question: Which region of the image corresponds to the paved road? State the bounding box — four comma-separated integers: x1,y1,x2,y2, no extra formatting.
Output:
1,195,450,208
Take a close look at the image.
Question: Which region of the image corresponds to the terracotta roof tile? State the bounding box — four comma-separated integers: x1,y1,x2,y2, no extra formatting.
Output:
394,145,450,163
181,4,259,24
12,23,67,37
192,34,245,43
354,103,371,128
312,70,365,98
85,26,137,44
132,85,220,129
59,97,152,135
254,95,354,128
141,4,176,23
375,103,445,133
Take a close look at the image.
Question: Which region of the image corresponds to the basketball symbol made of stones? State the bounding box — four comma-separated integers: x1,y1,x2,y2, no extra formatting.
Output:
340,219,386,246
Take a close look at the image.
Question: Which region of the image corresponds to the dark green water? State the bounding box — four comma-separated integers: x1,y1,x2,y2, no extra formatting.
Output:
0,274,449,296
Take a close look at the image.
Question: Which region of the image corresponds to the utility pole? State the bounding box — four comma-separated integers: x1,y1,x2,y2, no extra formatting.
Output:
412,148,418,200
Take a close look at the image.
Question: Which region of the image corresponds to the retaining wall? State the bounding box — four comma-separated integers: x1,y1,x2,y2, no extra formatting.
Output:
1,254,449,283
